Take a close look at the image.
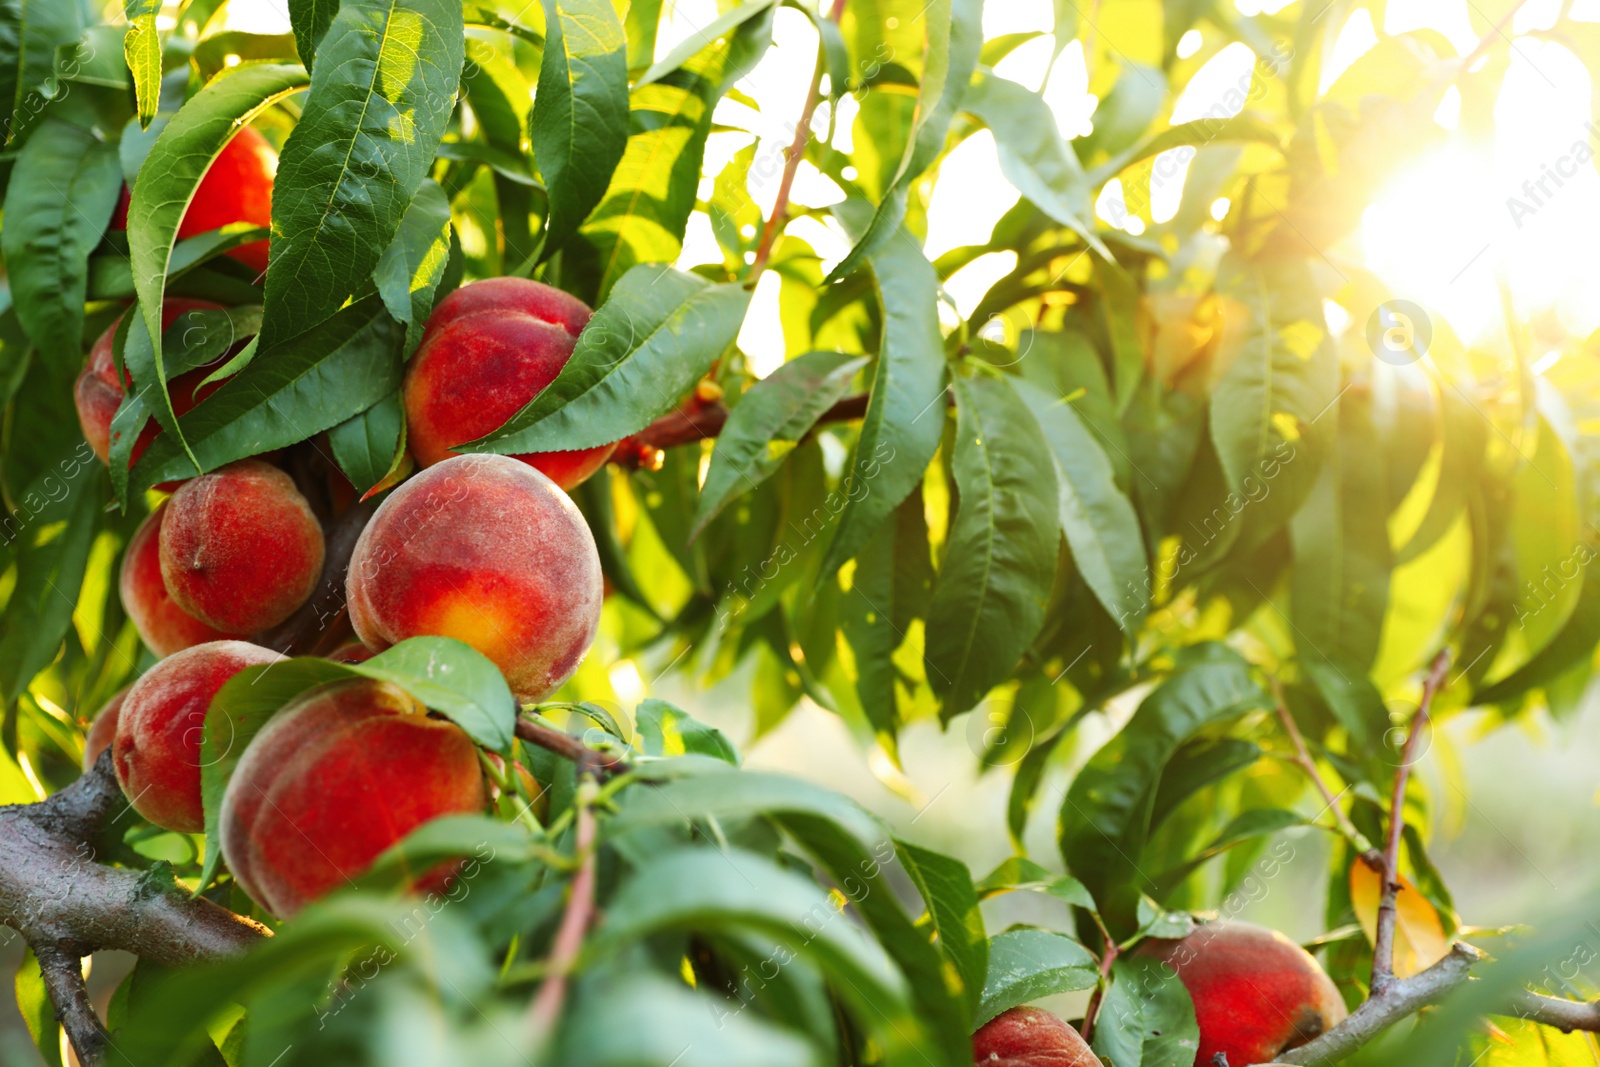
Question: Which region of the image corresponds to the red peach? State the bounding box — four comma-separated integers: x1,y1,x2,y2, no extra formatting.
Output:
345,454,602,701
82,689,127,772
219,677,487,918
1137,920,1347,1066
74,298,228,468
402,277,616,490
120,502,244,656
113,126,275,275
973,1007,1098,1066
160,460,326,634
113,640,285,832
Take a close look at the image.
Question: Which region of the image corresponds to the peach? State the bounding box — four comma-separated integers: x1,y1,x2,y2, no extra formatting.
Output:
120,502,243,656
113,126,275,275
75,298,227,467
113,640,285,832
402,277,616,490
325,642,375,664
160,460,326,634
1137,920,1347,1066
973,1007,1098,1066
219,677,487,918
82,689,127,772
345,454,602,701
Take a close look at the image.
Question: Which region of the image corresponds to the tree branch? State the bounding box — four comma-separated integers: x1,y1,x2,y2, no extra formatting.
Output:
1509,991,1600,1033
1371,649,1451,995
32,943,109,1067
525,759,600,1050
1270,679,1379,867
515,717,631,777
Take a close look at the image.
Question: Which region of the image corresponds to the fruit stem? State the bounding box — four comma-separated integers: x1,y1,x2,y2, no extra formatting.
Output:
525,757,600,1050
1079,916,1119,1043
1369,648,1451,996
514,714,631,777
748,0,848,280
1269,679,1378,862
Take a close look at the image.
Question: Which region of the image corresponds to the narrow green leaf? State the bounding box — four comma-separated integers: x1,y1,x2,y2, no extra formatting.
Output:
960,71,1110,259
0,0,82,147
258,0,463,354
634,697,739,763
14,950,62,1067
896,839,987,1020
533,0,629,256
975,929,1099,1028
1012,376,1149,631
1150,808,1306,897
976,858,1095,910
130,297,402,490
123,0,161,127
127,62,310,472
461,264,751,454
818,209,947,577
824,0,983,283
1090,957,1200,1067
289,0,339,70
692,351,866,539
1059,650,1269,933
925,375,1060,718
328,390,404,494
371,177,451,356
634,0,777,86
0,119,122,357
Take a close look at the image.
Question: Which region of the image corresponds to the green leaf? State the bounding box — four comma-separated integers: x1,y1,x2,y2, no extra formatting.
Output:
896,839,987,1019
371,177,451,356
824,0,983,283
1087,113,1284,186
635,0,778,86
1148,737,1262,832
560,972,823,1067
199,638,517,887
590,846,930,1067
0,0,82,147
328,390,404,495
123,0,161,127
1,119,122,357
925,375,1060,718
976,857,1095,910
289,0,339,71
13,950,61,1067
959,71,1109,259
127,62,310,471
975,929,1098,1029
130,297,402,490
532,0,629,257
1150,808,1306,897
1090,956,1200,1067
1012,377,1149,631
818,209,947,577
634,697,739,763
191,31,301,84
0,452,103,704
582,2,773,297
1059,651,1269,932
692,351,866,539
258,0,463,354
460,264,750,453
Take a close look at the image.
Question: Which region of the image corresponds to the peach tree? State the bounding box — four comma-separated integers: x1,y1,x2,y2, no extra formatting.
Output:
0,0,1597,1065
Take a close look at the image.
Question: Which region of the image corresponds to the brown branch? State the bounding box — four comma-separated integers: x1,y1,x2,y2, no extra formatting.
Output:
515,717,631,777
1509,991,1600,1033
1371,649,1452,996
609,391,874,468
525,760,600,1049
1270,680,1380,867
750,0,847,278
33,943,109,1067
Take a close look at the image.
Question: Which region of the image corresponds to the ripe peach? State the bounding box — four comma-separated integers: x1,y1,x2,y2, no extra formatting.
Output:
1137,920,1347,1066
160,460,326,634
113,126,275,275
82,689,127,772
402,277,616,490
345,454,602,700
219,677,487,918
113,640,285,832
74,298,227,467
973,1007,1098,1066
121,503,243,656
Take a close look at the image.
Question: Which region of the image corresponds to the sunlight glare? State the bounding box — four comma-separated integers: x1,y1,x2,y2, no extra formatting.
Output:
1320,9,1379,95
1151,43,1258,223
945,252,1019,320
1385,0,1478,57
738,270,787,377
924,131,1019,260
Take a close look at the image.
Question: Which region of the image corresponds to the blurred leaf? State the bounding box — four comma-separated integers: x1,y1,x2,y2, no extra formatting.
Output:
0,0,82,147
896,839,987,1018
1,118,122,358
13,950,61,1067
926,375,1060,718
977,857,1096,909
1090,956,1201,1067
532,0,628,257
693,351,866,539
462,264,749,454
636,0,777,86
635,697,739,763
1150,808,1305,897
257,0,462,354
975,929,1098,1028
1350,862,1450,980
